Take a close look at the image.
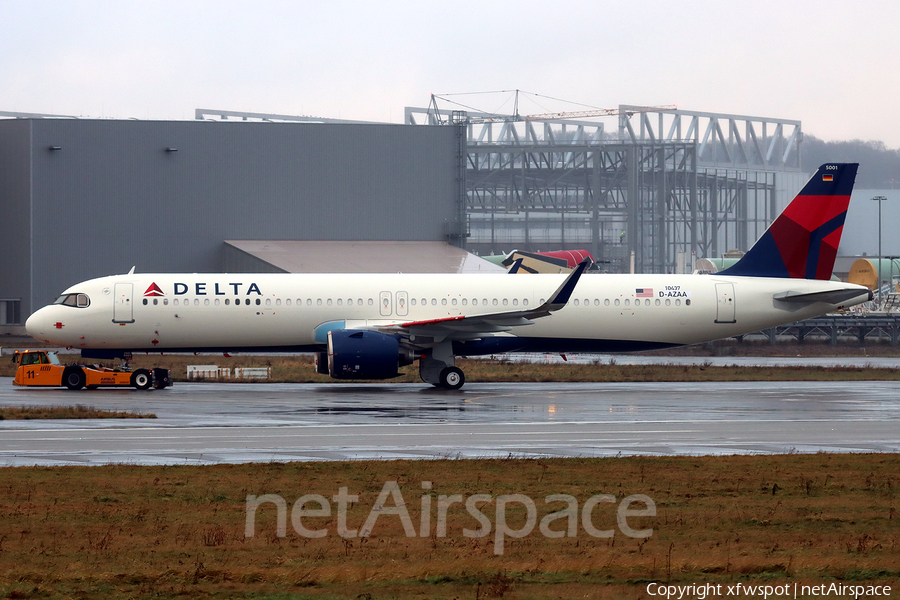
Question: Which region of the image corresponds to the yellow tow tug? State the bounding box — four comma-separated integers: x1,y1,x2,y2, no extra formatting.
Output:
12,350,171,390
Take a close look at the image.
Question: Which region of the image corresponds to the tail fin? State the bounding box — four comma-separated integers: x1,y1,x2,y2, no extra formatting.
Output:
718,163,858,279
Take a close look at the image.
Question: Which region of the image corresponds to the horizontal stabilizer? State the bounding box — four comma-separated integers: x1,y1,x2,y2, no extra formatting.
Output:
773,288,873,305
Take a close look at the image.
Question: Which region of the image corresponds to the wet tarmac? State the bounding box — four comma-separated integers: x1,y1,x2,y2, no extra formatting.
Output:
1,378,898,466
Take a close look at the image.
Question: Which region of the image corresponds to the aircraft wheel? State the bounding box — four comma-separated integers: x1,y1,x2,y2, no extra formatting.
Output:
64,368,86,391
439,367,465,390
131,369,152,390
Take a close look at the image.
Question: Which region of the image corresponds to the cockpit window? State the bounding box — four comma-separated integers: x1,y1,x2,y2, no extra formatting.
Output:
54,293,90,308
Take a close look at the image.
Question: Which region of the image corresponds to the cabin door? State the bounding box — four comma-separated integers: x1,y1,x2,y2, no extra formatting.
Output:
379,291,392,316
714,283,736,323
396,291,409,316
113,283,135,323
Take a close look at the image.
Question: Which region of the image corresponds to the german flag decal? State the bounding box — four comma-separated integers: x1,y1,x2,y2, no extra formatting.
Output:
823,174,834,182
144,282,165,297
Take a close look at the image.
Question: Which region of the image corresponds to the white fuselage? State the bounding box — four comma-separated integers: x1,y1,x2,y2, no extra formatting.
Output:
26,272,870,354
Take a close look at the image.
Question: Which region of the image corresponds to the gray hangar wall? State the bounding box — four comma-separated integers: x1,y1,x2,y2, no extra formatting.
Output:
0,118,460,322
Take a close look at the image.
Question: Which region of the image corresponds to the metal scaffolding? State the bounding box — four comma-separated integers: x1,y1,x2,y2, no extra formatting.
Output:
406,103,802,274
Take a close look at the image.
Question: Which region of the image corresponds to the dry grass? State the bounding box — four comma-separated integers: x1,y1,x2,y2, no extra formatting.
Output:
0,405,156,420
120,354,900,384
0,455,897,599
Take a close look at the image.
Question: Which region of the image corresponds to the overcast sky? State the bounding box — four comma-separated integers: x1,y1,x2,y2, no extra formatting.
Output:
3,0,899,146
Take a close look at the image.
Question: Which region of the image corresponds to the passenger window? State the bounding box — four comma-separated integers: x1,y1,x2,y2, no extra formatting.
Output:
337,299,342,306
614,299,620,306
441,298,447,306
675,299,681,306
286,299,292,306
153,299,159,306
194,299,200,306
624,299,630,307
492,299,498,306
225,299,230,306
143,299,148,305
431,299,437,306
686,299,691,306
512,299,518,306
665,299,671,306
574,299,580,307
411,298,417,306
472,299,478,306
502,299,508,306
523,299,528,306
462,299,468,306
276,299,281,306
214,299,220,306
163,299,169,306
655,299,660,306
604,299,610,306
326,299,331,306
204,299,210,306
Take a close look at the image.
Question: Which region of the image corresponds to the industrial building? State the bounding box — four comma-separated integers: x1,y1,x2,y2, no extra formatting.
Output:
0,115,467,330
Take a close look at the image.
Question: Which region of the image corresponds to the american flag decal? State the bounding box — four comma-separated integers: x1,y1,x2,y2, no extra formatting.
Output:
635,288,653,297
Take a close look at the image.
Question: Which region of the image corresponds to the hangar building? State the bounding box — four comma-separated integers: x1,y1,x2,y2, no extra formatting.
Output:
0,117,469,329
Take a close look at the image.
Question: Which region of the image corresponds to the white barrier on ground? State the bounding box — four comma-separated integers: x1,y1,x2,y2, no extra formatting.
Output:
234,367,271,379
187,365,231,380
187,365,270,380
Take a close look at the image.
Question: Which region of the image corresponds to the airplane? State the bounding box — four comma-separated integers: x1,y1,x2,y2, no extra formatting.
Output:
26,163,871,390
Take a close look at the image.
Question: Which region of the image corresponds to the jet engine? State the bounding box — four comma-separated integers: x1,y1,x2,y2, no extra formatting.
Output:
326,329,414,380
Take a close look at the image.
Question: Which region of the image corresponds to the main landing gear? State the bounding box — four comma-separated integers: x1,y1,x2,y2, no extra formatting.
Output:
419,343,466,390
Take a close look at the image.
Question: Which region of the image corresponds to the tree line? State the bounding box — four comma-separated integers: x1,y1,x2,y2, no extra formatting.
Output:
802,136,900,189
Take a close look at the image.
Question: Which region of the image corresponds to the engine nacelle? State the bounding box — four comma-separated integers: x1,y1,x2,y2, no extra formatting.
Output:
326,329,403,380
314,352,329,375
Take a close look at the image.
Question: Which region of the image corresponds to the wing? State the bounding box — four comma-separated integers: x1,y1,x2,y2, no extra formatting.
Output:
373,258,590,346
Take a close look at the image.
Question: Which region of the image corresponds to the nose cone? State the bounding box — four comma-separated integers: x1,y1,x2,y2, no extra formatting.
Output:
25,307,55,344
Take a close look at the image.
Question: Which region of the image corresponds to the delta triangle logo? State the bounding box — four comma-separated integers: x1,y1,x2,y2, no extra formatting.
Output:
144,282,165,297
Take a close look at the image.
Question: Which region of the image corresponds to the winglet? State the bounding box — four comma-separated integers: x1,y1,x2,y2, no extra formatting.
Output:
719,163,858,279
542,258,591,310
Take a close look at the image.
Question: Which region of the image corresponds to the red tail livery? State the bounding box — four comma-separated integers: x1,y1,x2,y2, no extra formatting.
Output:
719,163,857,279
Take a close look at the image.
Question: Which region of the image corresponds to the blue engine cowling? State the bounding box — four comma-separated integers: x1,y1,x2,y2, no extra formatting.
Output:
326,329,402,380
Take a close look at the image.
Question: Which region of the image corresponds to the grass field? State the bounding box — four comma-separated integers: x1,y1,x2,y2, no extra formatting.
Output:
0,455,897,599
0,404,155,420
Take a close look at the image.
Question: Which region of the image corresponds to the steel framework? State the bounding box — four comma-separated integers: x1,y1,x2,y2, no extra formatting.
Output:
406,103,802,273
